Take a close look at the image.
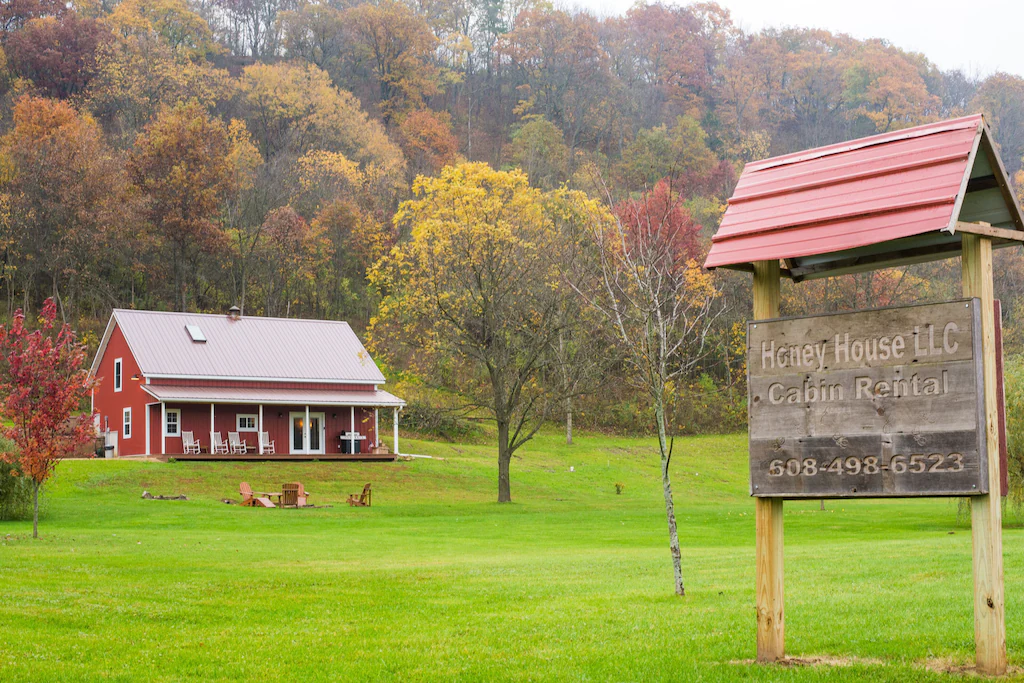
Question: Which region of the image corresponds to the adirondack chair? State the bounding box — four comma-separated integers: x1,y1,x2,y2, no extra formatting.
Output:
181,431,201,454
258,431,275,454
240,482,275,508
210,432,229,454
347,483,371,507
228,431,248,454
281,483,299,507
296,481,311,507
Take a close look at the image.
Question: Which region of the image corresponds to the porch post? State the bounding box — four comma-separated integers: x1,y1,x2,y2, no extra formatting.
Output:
161,402,167,455
210,403,215,443
145,404,150,456
350,405,356,454
393,407,399,455
258,404,264,454
304,405,310,454
374,408,379,447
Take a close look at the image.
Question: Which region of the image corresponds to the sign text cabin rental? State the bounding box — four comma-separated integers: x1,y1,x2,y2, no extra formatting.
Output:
748,300,987,498
89,308,404,458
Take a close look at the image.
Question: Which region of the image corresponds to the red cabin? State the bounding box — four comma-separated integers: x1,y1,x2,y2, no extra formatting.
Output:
88,307,405,459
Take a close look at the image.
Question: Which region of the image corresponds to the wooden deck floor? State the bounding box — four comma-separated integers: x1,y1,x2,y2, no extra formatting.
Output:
155,452,397,462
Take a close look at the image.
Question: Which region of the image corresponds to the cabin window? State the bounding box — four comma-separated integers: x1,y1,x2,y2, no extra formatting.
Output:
164,409,180,437
236,414,257,432
114,358,122,392
123,408,132,439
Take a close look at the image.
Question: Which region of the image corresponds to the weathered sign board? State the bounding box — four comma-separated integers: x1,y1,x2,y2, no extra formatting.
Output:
748,299,987,498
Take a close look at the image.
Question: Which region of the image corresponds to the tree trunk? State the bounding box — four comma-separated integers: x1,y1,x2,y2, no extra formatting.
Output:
565,396,573,446
497,419,511,503
655,397,684,596
32,480,39,539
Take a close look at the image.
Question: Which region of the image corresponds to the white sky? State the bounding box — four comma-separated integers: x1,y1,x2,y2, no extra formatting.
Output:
577,0,1023,78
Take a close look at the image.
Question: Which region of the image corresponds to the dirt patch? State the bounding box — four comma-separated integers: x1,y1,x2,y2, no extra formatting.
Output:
730,655,883,668
923,657,1024,677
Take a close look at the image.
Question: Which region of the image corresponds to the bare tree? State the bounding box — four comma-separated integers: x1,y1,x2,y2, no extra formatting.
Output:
570,178,722,596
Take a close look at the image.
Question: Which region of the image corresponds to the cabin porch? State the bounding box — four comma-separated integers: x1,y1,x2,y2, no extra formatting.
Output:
145,400,403,459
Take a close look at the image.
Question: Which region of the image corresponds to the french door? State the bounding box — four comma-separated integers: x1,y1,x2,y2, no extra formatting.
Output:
289,412,326,454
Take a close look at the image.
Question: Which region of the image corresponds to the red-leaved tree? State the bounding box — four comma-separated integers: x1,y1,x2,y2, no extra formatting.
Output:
0,298,95,537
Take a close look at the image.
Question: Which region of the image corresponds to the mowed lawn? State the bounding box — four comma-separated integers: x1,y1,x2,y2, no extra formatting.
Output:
2,431,1024,681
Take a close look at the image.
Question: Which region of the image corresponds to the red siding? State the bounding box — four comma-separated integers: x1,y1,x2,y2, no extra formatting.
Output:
158,403,378,454
93,323,154,456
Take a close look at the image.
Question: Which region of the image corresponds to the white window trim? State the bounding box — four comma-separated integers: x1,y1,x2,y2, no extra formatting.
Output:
236,414,258,432
114,358,123,393
123,407,132,439
164,408,181,437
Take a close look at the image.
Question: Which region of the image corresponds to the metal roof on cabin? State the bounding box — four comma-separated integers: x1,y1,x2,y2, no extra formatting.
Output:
110,309,387,384
704,114,1020,272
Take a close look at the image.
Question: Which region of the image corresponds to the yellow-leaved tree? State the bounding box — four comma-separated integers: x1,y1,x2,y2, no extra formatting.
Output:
369,162,601,502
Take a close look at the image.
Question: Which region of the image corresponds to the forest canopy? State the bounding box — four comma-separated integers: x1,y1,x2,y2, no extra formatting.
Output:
1,0,1023,437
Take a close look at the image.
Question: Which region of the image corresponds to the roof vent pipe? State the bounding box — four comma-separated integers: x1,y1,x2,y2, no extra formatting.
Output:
228,305,241,321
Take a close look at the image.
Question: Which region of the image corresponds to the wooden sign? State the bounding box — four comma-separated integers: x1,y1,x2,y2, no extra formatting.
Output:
748,299,988,498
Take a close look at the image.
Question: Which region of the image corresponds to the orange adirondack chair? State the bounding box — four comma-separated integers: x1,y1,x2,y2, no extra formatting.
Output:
240,482,276,508
347,483,371,507
296,482,311,507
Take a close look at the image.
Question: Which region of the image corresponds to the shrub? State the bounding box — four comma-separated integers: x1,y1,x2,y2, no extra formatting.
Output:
1003,356,1024,514
667,374,747,436
0,451,33,522
398,400,478,441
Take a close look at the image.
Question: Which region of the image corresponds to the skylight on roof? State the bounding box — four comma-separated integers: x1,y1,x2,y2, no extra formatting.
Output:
185,324,207,343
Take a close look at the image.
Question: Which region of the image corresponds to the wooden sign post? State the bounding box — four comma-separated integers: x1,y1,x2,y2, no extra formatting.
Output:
752,260,784,662
750,235,1006,672
962,234,1006,675
706,115,1019,675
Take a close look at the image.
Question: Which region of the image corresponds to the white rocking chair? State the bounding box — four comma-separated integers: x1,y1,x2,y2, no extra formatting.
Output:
210,432,229,454
228,431,248,454
181,431,201,454
259,431,275,455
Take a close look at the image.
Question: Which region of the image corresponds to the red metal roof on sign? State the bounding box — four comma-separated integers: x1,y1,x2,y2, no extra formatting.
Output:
704,115,985,269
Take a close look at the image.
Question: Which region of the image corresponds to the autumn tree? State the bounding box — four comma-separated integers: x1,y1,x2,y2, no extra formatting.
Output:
280,3,347,78
971,73,1024,178
506,116,568,190
570,177,721,595
0,95,132,317
86,31,232,145
0,0,64,37
497,8,612,160
0,298,94,538
370,163,591,502
6,13,109,98
618,115,718,190
342,0,439,123
253,206,329,316
238,63,406,199
108,0,218,59
846,40,940,132
398,108,459,177
130,101,236,310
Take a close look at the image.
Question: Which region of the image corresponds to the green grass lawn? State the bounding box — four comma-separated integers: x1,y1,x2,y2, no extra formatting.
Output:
1,430,1022,681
